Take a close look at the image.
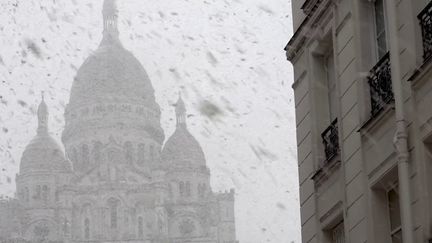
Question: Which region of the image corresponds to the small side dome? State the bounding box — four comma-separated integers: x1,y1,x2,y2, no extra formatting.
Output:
161,126,206,167
20,96,72,174
161,96,206,167
20,135,72,174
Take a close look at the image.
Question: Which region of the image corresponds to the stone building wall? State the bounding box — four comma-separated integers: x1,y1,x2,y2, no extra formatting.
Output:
286,0,432,242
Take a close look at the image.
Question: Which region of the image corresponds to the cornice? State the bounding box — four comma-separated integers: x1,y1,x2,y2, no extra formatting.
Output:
285,0,332,62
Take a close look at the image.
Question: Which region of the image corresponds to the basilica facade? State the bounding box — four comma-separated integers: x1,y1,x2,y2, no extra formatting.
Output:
0,1,237,242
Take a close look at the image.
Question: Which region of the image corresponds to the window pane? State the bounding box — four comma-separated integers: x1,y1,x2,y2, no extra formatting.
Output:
375,0,385,32
325,52,337,121
377,34,387,59
388,187,401,231
374,0,387,58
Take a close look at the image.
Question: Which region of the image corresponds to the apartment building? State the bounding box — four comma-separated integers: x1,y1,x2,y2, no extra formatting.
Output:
285,0,432,242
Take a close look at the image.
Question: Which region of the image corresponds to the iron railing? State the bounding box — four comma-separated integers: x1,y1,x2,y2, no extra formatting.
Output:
419,1,432,62
368,52,393,118
321,119,339,163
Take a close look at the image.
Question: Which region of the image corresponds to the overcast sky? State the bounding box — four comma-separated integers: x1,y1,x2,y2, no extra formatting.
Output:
0,0,298,242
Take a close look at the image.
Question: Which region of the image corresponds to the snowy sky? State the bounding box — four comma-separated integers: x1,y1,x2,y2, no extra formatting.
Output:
0,0,299,242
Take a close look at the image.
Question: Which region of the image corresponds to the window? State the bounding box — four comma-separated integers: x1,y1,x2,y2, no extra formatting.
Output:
186,182,191,197
374,0,388,59
331,221,345,243
34,185,41,199
109,201,118,229
70,147,78,163
42,185,49,202
84,218,90,239
198,184,203,198
82,144,90,165
24,187,29,202
387,186,402,243
149,144,155,161
93,142,102,164
168,183,173,198
138,216,144,238
63,217,69,235
137,143,146,165
324,49,337,121
179,181,185,197
124,141,134,164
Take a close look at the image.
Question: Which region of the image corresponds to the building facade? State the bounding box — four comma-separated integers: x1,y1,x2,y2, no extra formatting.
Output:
286,0,432,242
0,1,237,242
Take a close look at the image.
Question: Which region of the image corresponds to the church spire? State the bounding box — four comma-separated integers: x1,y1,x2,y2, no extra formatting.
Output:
102,0,119,41
37,92,49,135
175,93,187,128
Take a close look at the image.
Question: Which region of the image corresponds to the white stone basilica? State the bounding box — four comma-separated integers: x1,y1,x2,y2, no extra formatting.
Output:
0,1,237,242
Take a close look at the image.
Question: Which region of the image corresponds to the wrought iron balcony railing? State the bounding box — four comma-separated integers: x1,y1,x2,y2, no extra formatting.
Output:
419,1,432,62
368,52,394,118
321,119,339,163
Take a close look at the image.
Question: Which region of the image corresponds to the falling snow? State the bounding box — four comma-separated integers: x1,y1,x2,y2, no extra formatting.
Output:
0,0,299,242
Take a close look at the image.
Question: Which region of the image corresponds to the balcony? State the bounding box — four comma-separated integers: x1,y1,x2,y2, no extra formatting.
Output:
311,119,340,184
321,119,339,163
368,52,394,118
419,1,432,62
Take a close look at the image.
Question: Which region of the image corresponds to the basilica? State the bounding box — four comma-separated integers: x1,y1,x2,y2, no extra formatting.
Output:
0,1,237,242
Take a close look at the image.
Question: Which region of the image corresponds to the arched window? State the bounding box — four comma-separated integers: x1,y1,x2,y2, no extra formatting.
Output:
179,182,185,197
35,185,41,199
186,182,191,197
198,184,202,198
108,199,119,229
93,142,102,164
82,144,90,166
84,218,90,239
124,142,134,164
24,187,29,202
69,147,78,163
137,143,146,165
63,217,69,235
168,183,173,198
149,144,155,161
138,216,144,238
42,185,49,202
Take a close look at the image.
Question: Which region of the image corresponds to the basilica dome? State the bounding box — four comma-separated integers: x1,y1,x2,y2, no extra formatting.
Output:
62,0,164,144
20,98,72,174
68,0,158,111
69,40,158,110
162,97,206,167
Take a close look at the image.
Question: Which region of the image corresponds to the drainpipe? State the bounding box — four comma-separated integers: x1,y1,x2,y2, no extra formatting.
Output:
386,1,415,243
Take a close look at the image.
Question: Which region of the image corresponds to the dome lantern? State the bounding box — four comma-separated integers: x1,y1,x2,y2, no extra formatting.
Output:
102,0,119,44
175,94,187,128
37,92,48,135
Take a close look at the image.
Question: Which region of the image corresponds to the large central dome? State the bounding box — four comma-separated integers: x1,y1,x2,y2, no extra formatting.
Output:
62,0,164,157
68,0,157,111
69,42,157,109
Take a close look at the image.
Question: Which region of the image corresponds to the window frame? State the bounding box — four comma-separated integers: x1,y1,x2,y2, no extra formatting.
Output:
386,183,402,243
331,221,345,243
372,0,389,61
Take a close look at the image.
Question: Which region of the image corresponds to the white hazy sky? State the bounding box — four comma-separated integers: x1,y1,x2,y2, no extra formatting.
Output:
0,0,298,242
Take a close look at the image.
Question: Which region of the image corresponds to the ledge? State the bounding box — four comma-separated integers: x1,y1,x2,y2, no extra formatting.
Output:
407,56,432,87
358,103,395,135
284,0,331,61
311,157,341,188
